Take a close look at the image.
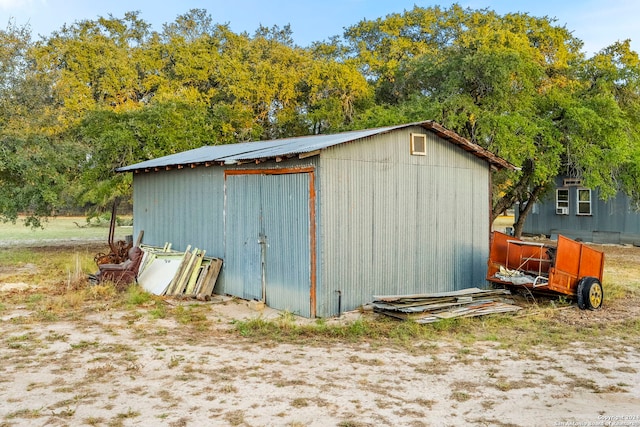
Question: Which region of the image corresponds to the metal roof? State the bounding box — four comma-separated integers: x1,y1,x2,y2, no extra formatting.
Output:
116,121,515,172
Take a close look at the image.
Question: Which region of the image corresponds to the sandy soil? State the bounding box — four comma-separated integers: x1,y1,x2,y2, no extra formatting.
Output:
1,294,639,427
1,239,639,426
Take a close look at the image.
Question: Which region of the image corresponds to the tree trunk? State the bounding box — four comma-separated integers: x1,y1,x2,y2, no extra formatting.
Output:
491,159,535,224
512,184,546,238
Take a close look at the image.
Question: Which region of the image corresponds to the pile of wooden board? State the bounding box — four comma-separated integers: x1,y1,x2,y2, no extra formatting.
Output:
371,287,521,324
137,243,222,299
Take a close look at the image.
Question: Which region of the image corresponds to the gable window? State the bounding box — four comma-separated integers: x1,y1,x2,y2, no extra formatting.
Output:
410,133,427,156
556,189,569,215
577,189,592,215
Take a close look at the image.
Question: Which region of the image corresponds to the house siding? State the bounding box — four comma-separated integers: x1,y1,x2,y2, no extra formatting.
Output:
523,176,640,244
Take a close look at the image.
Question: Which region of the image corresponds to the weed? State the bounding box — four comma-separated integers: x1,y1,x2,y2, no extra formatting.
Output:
116,408,140,419
125,285,153,306
450,391,471,402
168,355,184,368
168,417,189,427
26,293,45,305
219,384,238,393
85,417,106,426
34,309,59,322
51,407,76,417
174,304,210,331
70,340,99,350
149,302,167,319
86,363,116,380
291,397,309,407
4,407,43,419
6,333,35,344
86,283,117,300
45,331,69,342
224,410,245,426
338,420,368,427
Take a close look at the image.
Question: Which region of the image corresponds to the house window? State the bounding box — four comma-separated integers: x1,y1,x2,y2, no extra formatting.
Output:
577,189,592,215
410,133,427,156
556,189,569,215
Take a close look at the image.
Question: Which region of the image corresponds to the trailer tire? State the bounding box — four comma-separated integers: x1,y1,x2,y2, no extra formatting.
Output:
577,277,603,310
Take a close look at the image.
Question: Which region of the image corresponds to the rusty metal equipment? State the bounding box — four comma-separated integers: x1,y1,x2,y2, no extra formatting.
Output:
94,200,132,266
487,231,605,310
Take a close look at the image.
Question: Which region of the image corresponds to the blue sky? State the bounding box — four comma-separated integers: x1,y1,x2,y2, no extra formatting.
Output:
1,0,638,55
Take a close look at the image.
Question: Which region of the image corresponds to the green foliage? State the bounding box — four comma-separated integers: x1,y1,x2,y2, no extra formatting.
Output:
1,5,639,225
348,5,640,232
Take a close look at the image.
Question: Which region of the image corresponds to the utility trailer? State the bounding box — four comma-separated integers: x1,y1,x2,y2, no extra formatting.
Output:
487,231,605,310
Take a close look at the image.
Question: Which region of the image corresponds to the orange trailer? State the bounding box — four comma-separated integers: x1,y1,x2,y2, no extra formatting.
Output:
487,231,605,310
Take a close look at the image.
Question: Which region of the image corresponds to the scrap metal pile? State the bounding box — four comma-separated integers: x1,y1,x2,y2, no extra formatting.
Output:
372,288,521,323
94,201,133,266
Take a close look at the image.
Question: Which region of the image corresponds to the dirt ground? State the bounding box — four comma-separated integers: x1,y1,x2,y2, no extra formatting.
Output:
1,242,640,426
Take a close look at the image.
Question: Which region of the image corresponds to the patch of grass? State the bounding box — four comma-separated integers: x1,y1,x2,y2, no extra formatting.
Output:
0,215,130,241
116,408,140,419
0,245,101,288
4,407,43,419
168,355,184,368
5,332,38,350
45,331,69,342
337,421,368,427
290,397,309,408
219,383,238,394
70,340,100,350
173,304,211,332
125,285,153,306
450,390,471,402
86,283,118,300
224,410,245,426
149,302,167,319
86,363,117,380
25,293,45,304
85,416,106,426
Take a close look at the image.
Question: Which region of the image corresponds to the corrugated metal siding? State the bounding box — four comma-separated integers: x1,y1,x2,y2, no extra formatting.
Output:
133,167,225,258
316,126,490,317
261,173,312,317
132,160,318,308
223,171,313,317
223,174,263,300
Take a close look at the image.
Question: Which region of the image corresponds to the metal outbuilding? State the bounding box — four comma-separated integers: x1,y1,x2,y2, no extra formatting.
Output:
117,121,514,317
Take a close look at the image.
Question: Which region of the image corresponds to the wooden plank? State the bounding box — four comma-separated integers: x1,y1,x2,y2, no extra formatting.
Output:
165,245,192,295
172,248,199,295
184,250,206,296
197,258,222,298
373,290,522,323
192,261,210,296
373,288,510,302
135,230,144,247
